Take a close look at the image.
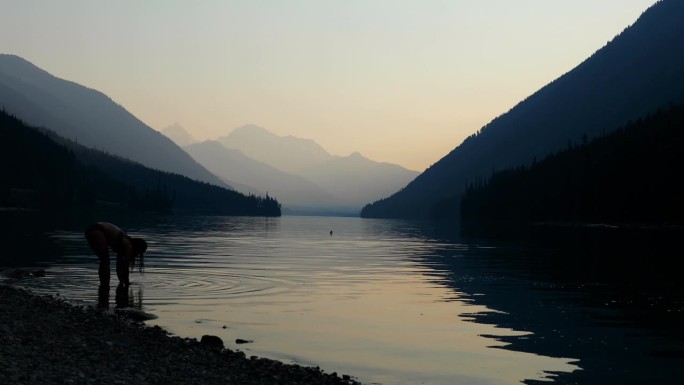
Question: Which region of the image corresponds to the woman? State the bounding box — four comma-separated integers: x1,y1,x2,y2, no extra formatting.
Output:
84,222,147,287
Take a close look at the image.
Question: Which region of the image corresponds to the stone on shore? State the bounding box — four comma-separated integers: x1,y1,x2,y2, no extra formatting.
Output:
200,335,224,350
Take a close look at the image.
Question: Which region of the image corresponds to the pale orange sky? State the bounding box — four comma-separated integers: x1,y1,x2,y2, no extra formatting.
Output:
1,0,657,171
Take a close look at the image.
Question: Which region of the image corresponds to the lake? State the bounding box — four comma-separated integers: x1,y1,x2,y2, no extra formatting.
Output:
2,215,683,385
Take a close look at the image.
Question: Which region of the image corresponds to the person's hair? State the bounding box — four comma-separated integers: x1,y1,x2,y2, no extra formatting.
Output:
129,237,148,273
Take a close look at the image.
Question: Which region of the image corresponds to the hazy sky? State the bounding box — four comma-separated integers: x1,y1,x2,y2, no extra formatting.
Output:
2,0,657,171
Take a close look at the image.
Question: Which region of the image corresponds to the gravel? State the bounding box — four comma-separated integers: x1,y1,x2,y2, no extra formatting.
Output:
0,285,362,385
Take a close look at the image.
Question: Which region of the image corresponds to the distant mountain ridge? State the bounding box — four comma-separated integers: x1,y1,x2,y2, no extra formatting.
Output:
0,54,226,188
165,124,419,215
217,124,333,174
362,0,684,219
183,140,353,213
162,123,198,147
298,151,419,208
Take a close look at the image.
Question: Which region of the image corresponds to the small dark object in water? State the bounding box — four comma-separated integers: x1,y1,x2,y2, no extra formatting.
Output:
236,338,253,344
330,230,333,237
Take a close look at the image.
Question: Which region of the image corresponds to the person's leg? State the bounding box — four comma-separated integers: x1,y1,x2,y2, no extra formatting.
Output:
98,283,110,308
85,229,110,287
116,252,130,287
115,282,130,308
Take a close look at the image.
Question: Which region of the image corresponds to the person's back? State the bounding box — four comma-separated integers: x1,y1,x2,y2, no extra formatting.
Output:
85,222,147,290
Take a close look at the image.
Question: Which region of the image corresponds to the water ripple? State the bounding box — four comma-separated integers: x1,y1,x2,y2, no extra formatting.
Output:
4,216,578,385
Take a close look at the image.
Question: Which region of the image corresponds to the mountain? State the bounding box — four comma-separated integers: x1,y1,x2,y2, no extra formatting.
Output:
217,124,333,174
193,124,422,214
0,54,226,187
362,0,684,220
459,104,684,224
0,110,280,216
183,140,356,214
161,122,198,147
298,152,419,208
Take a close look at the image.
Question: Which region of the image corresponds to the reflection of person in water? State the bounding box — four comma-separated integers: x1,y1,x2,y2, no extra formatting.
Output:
115,283,143,308
98,282,141,309
115,282,134,308
84,222,147,289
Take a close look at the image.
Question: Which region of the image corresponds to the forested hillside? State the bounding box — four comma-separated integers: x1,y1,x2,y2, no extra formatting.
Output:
460,104,684,225
0,111,280,216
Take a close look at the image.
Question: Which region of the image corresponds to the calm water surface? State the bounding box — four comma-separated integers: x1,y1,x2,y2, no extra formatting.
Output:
3,215,683,385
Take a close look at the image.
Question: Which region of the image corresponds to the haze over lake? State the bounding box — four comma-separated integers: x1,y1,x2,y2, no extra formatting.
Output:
4,215,682,385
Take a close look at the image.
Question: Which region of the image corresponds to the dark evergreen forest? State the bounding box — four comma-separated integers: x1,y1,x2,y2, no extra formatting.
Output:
0,110,281,216
460,104,684,225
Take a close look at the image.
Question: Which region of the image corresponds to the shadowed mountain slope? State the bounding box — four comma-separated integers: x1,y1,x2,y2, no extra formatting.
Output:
0,110,280,216
362,0,684,219
0,54,226,187
460,104,684,224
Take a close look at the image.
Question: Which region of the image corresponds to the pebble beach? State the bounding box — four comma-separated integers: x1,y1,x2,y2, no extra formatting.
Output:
0,285,361,385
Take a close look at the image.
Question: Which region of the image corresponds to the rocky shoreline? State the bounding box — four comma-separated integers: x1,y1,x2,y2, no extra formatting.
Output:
0,285,362,385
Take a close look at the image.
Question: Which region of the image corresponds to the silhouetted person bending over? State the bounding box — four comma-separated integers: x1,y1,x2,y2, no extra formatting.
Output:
85,222,147,288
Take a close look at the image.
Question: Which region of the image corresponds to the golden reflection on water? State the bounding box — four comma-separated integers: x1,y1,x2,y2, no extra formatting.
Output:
11,216,579,385
146,265,576,385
